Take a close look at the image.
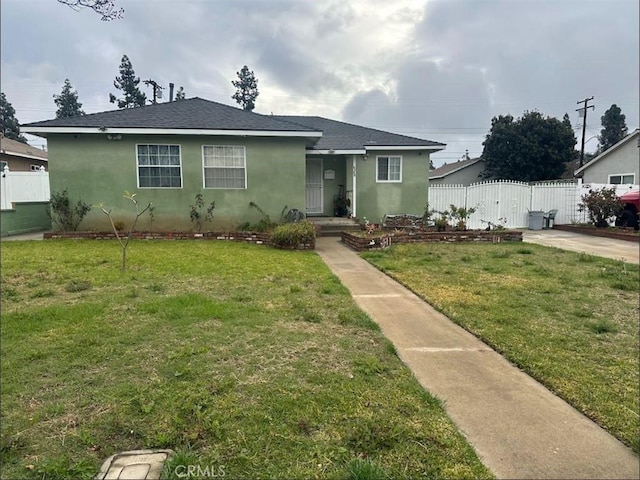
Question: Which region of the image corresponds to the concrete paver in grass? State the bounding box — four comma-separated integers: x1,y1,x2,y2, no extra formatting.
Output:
95,450,172,480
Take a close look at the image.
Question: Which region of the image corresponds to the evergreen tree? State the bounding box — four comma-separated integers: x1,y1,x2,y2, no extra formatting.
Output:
0,92,27,143
175,86,186,101
231,65,259,112
54,79,85,118
598,104,628,152
481,110,577,182
109,55,146,109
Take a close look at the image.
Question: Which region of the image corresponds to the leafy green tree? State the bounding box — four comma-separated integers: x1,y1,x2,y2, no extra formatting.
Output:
0,92,27,143
175,86,186,101
54,79,85,118
598,104,628,152
231,65,259,112
109,55,146,109
481,110,577,182
57,0,123,21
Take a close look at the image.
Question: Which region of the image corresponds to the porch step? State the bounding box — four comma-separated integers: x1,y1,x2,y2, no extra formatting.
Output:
308,217,361,237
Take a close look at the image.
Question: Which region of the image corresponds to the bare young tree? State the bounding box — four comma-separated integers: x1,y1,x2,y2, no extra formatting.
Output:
57,0,123,21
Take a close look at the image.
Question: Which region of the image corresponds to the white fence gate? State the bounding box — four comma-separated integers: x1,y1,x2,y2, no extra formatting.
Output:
429,180,639,229
0,168,50,210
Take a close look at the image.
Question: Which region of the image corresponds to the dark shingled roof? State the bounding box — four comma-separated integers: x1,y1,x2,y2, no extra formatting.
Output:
273,115,445,151
22,98,446,152
23,97,318,132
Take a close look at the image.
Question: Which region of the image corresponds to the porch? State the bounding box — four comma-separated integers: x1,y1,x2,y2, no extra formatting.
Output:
307,216,360,237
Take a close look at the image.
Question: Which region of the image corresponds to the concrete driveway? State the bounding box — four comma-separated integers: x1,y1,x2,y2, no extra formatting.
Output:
523,229,639,264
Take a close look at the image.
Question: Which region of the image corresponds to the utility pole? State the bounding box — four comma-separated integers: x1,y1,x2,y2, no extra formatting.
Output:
576,96,594,167
143,79,163,104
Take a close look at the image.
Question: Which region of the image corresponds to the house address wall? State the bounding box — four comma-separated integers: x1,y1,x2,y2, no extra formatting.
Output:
47,133,307,231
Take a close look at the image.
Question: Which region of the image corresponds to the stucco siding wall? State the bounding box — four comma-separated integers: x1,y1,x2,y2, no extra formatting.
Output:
356,151,430,222
0,202,51,236
582,138,640,183
430,161,485,186
47,134,306,231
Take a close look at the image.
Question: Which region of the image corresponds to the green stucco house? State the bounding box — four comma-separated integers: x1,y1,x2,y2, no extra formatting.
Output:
22,98,445,231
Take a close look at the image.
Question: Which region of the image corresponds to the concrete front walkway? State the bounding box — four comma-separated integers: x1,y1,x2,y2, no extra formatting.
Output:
315,237,639,479
523,229,639,264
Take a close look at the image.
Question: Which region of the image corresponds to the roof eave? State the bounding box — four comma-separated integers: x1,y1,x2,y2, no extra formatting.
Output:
0,150,48,161
575,130,640,175
21,126,323,138
364,145,445,151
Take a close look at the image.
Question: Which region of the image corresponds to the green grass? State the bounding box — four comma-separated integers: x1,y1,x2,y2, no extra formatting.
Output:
362,243,640,452
1,240,492,480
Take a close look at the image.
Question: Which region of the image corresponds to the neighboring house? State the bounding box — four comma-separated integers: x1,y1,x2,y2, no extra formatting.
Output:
22,98,445,231
429,157,485,186
574,129,639,184
0,134,48,171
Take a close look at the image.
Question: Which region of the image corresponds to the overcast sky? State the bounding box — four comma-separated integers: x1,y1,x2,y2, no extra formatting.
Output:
2,0,638,167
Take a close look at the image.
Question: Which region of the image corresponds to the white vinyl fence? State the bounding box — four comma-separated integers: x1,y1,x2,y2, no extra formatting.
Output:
429,180,639,229
0,167,50,210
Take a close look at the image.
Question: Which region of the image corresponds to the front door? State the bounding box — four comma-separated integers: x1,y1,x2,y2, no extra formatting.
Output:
305,158,323,215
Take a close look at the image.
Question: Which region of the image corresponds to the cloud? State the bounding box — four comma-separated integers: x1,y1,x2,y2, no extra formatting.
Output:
1,0,637,165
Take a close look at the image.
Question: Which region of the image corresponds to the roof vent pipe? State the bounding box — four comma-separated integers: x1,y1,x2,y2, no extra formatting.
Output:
169,83,174,102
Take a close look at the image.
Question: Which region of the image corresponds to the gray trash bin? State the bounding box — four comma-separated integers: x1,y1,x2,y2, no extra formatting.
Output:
528,210,544,230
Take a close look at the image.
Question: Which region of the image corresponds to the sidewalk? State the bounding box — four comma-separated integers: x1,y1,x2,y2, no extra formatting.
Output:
315,237,639,479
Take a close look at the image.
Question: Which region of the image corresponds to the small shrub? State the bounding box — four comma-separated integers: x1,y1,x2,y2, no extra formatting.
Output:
65,280,91,292
189,193,216,232
448,204,477,231
99,191,152,271
270,220,316,248
48,189,91,232
434,216,448,232
579,187,623,228
346,419,402,455
587,320,618,335
344,458,389,480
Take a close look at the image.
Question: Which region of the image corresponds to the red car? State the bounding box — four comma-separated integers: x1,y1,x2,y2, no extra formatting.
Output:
617,190,639,230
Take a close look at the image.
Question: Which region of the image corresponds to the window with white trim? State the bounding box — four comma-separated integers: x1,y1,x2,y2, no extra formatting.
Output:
1,161,7,171
30,164,43,171
202,145,246,189
376,156,402,182
608,173,635,184
137,144,182,188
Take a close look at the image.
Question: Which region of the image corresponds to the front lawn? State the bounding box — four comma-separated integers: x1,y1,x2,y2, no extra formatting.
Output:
362,243,639,452
1,240,491,480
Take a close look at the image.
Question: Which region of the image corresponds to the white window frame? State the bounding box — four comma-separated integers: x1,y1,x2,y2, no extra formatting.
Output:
608,173,635,184
376,155,402,183
30,164,43,171
202,145,247,189
1,161,7,171
136,144,183,189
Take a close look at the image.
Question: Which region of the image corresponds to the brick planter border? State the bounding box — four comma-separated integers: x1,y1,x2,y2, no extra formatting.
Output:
43,230,315,250
342,230,523,252
553,224,639,243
